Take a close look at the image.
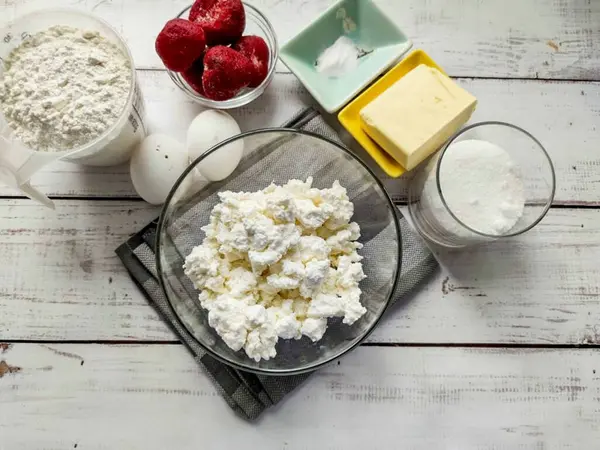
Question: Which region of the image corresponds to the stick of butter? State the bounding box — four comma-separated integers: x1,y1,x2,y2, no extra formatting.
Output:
359,64,477,170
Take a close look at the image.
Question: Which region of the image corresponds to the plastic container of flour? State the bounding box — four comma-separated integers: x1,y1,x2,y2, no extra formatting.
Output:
407,122,556,248
0,9,146,207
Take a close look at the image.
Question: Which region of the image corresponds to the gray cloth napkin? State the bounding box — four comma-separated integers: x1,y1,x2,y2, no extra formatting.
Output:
116,108,438,420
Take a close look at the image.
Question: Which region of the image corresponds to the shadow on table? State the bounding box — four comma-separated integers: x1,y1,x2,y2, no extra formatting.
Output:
430,237,532,285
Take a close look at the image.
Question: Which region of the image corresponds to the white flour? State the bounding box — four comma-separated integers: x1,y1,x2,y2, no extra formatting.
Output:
421,139,525,236
0,26,132,151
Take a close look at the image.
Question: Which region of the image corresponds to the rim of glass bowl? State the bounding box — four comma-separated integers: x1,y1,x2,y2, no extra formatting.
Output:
166,3,279,109
435,121,556,239
155,128,402,375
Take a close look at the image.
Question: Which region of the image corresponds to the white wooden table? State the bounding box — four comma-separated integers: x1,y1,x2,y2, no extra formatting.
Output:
1,0,599,448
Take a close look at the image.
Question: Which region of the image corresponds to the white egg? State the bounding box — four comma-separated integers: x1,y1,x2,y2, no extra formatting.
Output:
187,110,244,181
130,134,190,205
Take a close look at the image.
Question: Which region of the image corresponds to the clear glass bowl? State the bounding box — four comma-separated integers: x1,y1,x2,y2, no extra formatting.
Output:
165,3,278,109
408,121,556,248
156,129,401,374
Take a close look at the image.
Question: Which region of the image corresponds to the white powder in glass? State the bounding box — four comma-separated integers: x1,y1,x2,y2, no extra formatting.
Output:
0,26,132,151
421,139,525,236
315,36,359,78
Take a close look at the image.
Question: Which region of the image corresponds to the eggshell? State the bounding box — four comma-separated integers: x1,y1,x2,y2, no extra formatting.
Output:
130,134,190,205
187,110,244,181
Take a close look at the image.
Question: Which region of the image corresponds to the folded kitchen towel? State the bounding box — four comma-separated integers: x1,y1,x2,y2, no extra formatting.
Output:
116,108,438,420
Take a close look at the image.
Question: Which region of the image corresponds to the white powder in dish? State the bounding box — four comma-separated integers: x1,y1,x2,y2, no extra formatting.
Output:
421,139,525,237
0,26,132,151
315,36,360,78
183,178,367,362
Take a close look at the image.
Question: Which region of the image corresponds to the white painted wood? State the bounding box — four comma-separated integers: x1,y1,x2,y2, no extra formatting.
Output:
0,0,597,445
1,343,599,449
0,200,168,340
1,0,598,79
1,200,599,345
0,72,597,205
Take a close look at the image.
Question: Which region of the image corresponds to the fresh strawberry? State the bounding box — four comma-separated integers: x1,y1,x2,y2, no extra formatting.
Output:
189,0,245,46
155,19,206,72
182,58,205,95
202,46,254,101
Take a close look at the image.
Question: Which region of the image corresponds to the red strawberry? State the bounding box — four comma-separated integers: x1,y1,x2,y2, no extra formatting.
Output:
155,19,206,72
182,58,205,95
232,35,269,87
189,0,245,46
202,46,254,101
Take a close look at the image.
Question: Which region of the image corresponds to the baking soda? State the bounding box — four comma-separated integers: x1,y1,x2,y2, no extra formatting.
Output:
315,36,360,78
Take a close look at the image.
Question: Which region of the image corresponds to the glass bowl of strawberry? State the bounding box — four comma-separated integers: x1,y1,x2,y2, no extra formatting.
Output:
156,0,278,109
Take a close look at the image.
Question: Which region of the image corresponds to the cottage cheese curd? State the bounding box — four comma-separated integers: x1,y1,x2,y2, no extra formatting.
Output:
183,178,367,361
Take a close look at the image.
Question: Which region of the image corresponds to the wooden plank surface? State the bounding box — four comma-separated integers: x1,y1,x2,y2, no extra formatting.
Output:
0,200,166,340
2,200,599,345
0,72,598,205
1,343,599,449
1,0,598,79
1,0,599,446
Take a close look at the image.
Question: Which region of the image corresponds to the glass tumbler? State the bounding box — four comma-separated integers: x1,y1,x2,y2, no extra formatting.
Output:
408,121,556,248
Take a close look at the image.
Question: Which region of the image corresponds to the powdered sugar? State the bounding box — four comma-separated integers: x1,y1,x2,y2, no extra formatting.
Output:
0,25,132,151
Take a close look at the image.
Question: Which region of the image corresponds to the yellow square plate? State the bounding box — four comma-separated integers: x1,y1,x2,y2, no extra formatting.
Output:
338,49,446,178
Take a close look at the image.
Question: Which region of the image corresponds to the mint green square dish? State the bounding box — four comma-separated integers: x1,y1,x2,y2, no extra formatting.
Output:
279,0,412,113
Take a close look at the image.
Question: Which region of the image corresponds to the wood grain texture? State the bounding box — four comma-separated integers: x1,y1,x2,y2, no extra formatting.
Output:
0,72,598,205
1,0,598,79
0,200,167,340
0,0,598,445
1,343,599,449
1,200,599,345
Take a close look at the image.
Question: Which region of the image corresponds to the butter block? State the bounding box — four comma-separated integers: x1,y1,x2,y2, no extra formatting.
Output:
359,64,477,170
